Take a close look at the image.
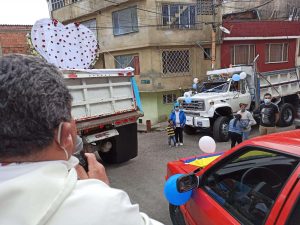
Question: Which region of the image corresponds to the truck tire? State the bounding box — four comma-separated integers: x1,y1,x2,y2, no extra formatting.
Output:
99,123,138,164
169,204,186,225
183,125,196,135
213,116,230,142
277,103,295,127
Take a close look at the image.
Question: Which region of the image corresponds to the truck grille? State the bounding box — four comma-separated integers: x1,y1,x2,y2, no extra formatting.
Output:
182,100,205,111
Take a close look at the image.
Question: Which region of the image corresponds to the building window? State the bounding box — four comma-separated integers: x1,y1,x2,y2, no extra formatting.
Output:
161,4,196,29
197,0,214,15
230,44,255,65
163,94,177,104
115,54,140,75
81,19,97,38
112,7,138,36
50,0,65,10
162,50,190,75
265,43,288,63
204,48,211,60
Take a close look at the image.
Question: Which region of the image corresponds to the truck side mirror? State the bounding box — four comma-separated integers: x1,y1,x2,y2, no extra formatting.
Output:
176,173,199,193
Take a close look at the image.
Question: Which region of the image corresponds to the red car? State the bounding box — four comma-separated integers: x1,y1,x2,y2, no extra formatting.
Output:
166,130,300,225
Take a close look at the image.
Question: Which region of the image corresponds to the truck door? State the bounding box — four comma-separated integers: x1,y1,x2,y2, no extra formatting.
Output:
229,79,251,112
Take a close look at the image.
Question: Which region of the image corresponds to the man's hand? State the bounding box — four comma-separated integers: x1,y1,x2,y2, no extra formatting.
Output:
75,153,109,185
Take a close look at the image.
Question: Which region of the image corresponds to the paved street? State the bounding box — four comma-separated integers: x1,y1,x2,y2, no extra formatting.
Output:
105,125,294,225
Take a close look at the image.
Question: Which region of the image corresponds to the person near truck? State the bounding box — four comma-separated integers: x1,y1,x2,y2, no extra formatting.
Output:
228,114,247,148
237,103,257,140
259,93,279,135
0,54,163,225
169,102,186,146
165,119,176,147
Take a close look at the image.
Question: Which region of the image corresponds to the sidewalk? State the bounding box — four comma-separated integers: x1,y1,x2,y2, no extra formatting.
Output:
137,121,168,132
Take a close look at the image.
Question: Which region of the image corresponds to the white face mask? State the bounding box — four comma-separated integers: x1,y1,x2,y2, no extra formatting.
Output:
264,99,271,104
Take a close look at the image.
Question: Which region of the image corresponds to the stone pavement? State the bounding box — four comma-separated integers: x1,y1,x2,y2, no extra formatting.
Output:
137,121,169,132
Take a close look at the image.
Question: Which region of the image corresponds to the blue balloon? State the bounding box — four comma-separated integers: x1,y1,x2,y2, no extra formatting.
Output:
232,74,240,81
185,97,192,104
164,174,192,206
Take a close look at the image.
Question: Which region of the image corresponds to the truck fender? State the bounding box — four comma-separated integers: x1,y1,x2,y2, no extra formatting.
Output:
209,103,233,117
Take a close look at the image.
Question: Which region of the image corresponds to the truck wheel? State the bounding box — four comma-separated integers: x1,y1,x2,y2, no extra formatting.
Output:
99,123,138,164
213,116,230,142
169,204,186,225
278,103,295,127
183,125,196,135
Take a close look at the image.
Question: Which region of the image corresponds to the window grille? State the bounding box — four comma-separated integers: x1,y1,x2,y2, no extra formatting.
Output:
115,54,140,75
197,0,214,15
51,0,65,10
204,48,211,60
162,49,191,75
112,7,138,36
163,94,177,104
230,45,255,65
265,43,288,63
160,3,197,29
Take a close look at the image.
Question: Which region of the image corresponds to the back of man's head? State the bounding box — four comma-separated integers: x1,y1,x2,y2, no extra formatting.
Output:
0,54,72,160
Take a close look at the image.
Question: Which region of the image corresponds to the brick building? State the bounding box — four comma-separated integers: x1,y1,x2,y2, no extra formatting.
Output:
221,21,300,72
0,25,32,56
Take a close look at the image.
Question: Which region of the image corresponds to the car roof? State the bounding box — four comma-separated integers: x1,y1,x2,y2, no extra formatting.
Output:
240,130,300,157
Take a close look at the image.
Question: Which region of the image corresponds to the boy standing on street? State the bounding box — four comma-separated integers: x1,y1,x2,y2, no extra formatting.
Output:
166,120,176,147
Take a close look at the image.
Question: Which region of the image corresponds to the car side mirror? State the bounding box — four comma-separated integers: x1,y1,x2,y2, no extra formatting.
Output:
177,173,199,193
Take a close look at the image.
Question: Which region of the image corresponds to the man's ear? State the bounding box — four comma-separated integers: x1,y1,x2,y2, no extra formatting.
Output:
58,122,75,152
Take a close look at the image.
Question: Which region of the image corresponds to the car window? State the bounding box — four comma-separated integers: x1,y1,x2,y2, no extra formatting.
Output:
286,196,300,225
202,148,299,225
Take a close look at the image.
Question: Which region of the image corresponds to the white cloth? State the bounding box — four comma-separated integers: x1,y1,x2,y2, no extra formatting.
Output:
175,111,180,127
0,157,163,225
237,110,257,132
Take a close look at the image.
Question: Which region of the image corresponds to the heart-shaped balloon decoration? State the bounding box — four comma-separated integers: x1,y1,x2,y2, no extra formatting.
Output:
31,18,98,69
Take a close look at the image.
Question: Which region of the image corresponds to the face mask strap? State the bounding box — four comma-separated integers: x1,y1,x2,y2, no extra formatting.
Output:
56,122,69,160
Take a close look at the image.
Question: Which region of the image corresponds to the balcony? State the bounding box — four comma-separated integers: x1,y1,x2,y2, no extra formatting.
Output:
49,0,133,22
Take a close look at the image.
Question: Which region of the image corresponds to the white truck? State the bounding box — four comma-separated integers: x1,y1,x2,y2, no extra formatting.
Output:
178,66,300,142
63,68,143,163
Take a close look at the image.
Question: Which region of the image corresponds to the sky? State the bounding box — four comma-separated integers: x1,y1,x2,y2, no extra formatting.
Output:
0,0,50,25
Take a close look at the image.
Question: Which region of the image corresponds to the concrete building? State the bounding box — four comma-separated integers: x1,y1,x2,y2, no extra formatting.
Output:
47,0,222,125
221,21,300,72
0,25,32,56
222,0,300,20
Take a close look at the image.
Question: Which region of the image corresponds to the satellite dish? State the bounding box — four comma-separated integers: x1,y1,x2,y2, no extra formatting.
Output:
219,26,231,34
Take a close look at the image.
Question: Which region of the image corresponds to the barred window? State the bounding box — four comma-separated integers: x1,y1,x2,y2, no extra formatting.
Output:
230,45,255,65
112,7,138,36
163,94,177,104
115,54,140,75
265,43,288,63
162,50,190,74
50,0,65,10
197,0,214,15
161,4,196,29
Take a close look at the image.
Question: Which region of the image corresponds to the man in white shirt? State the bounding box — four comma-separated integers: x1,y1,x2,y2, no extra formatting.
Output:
0,54,163,225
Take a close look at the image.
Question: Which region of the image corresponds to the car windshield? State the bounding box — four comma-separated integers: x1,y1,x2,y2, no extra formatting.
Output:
202,82,229,93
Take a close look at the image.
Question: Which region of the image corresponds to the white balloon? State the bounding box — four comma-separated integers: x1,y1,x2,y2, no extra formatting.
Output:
193,78,199,84
240,72,247,80
198,136,216,153
184,92,191,98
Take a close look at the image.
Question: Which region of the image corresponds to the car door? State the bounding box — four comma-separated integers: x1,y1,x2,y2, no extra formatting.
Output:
184,147,299,225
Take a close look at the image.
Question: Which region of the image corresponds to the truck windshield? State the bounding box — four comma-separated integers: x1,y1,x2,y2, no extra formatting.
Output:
202,82,229,93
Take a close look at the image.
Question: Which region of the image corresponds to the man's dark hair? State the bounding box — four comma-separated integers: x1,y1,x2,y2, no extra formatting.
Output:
264,93,272,97
0,54,73,159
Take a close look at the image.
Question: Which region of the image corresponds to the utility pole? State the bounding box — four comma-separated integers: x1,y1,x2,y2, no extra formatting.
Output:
211,1,218,70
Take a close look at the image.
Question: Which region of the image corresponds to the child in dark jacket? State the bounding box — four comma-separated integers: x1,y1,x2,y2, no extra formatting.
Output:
166,120,176,147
